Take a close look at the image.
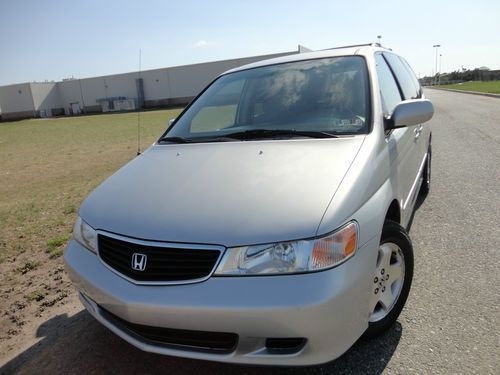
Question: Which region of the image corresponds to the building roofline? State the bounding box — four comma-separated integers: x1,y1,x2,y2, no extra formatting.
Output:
0,49,299,88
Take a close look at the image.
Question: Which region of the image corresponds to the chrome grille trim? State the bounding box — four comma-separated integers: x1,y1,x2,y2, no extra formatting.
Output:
96,230,225,286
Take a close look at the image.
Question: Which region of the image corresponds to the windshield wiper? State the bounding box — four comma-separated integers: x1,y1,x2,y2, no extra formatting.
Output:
158,136,194,144
223,129,339,140
158,135,238,144
158,130,339,144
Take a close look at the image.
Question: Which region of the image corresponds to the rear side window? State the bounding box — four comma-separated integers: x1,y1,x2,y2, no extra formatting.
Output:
375,54,402,117
383,53,421,100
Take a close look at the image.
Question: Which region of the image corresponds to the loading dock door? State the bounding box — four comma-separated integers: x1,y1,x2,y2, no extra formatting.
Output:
70,102,81,115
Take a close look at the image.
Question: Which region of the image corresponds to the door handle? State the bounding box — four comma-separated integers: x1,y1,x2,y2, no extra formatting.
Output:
414,125,423,139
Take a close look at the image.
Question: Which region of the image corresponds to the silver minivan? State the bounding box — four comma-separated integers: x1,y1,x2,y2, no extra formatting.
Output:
65,44,433,366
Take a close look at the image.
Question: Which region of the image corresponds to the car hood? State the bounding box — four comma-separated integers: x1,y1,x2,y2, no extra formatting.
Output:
80,138,365,247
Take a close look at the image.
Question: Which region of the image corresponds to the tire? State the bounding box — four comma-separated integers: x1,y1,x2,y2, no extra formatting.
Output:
364,220,414,338
420,141,432,196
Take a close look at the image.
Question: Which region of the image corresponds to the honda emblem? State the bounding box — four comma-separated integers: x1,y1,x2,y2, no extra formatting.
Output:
131,253,147,271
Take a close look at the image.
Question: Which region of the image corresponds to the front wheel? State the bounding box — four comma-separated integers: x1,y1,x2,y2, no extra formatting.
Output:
364,220,414,338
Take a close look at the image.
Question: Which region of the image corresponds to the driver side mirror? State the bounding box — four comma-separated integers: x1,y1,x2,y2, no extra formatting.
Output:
385,99,434,130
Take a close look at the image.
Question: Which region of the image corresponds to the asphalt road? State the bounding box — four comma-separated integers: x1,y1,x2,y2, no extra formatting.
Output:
2,89,499,374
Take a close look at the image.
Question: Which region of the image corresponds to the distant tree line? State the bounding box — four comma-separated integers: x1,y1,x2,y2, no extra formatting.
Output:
419,67,500,86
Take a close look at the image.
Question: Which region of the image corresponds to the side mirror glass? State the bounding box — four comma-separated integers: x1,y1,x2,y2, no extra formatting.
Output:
386,99,434,130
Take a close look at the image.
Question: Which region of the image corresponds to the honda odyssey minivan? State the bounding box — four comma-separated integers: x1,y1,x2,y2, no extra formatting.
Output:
65,43,433,365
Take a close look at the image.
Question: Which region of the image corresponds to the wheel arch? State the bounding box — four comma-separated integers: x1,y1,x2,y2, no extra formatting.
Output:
385,199,401,225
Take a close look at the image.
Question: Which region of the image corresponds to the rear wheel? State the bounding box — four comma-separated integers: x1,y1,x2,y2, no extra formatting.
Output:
364,220,414,338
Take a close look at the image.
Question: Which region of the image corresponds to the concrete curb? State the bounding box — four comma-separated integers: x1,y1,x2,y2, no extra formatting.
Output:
425,87,500,99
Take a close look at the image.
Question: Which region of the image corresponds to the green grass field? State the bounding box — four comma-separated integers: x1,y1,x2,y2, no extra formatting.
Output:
436,80,500,94
0,108,183,264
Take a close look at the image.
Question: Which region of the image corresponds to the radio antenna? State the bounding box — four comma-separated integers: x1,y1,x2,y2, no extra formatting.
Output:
136,49,142,155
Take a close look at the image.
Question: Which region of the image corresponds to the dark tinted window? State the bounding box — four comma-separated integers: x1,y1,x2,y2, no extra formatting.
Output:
166,56,370,140
375,54,402,116
383,53,420,100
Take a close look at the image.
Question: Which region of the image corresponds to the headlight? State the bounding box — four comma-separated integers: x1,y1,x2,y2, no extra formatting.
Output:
214,221,358,275
73,216,98,253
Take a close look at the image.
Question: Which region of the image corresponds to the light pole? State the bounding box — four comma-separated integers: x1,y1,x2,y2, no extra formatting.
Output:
377,35,382,45
433,44,441,85
439,54,442,84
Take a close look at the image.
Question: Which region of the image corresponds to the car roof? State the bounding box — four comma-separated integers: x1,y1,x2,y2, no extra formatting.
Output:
223,44,392,75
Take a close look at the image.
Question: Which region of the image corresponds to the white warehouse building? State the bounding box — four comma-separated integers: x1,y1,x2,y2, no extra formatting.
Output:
0,46,310,121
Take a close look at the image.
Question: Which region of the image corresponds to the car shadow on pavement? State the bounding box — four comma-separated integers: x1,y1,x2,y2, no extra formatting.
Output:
1,310,402,375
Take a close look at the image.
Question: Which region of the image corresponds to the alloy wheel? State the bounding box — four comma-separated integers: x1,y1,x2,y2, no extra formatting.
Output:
369,242,406,322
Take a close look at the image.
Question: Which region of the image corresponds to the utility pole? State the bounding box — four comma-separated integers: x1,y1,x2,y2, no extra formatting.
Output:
433,44,441,85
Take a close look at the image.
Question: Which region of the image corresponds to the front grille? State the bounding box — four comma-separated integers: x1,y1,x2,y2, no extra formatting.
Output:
101,307,238,354
98,234,221,283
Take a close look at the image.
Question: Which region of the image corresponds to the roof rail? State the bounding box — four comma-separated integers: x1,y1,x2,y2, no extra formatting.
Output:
321,43,392,51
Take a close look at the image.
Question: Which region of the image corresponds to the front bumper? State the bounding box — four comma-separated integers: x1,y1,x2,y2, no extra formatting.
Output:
64,236,377,366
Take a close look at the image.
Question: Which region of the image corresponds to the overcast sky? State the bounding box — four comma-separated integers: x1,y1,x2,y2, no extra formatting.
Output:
1,0,499,86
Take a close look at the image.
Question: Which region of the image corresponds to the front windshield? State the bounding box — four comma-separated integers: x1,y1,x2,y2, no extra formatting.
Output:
163,56,370,142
